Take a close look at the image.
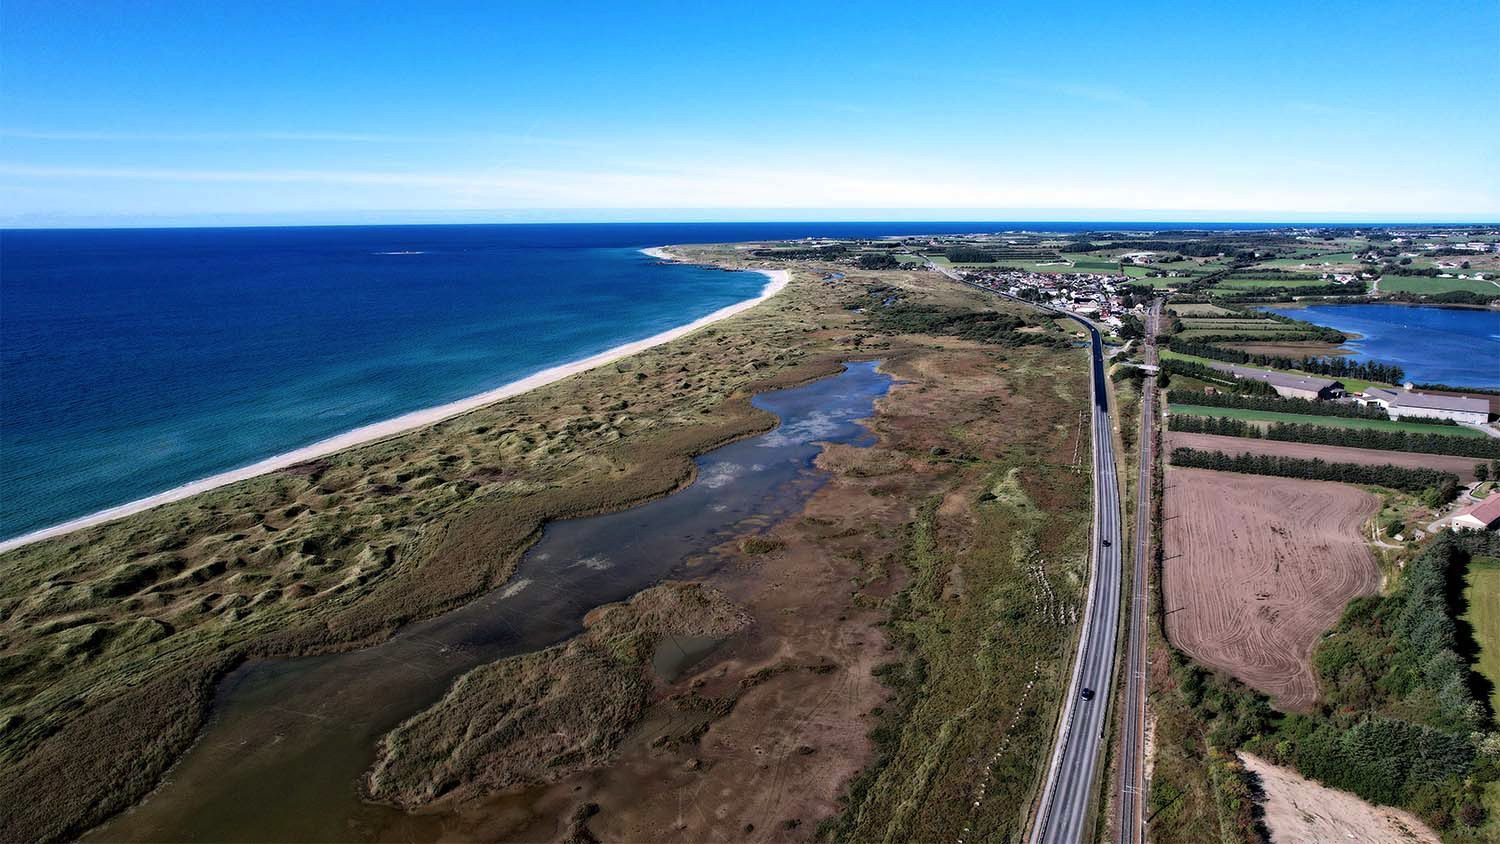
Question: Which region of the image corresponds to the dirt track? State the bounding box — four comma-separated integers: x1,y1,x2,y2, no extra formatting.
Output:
1162,468,1381,711
1165,431,1482,482
1240,753,1439,844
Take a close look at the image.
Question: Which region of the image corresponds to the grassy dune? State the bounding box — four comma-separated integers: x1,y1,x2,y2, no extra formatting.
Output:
0,247,1078,842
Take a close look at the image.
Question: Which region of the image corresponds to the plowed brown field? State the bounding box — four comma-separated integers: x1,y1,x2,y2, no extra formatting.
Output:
1165,432,1483,481
1162,467,1381,711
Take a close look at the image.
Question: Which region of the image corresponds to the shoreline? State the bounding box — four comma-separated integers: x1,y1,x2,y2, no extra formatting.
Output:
0,254,789,554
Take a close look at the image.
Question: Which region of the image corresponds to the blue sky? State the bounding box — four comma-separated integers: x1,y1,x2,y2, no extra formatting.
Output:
2,0,1496,226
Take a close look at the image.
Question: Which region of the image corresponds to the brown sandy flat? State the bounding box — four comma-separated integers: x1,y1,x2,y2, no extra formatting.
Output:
1240,752,1439,844
1162,468,1381,711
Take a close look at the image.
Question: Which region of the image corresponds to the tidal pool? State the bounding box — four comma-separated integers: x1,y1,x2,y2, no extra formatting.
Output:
90,360,892,842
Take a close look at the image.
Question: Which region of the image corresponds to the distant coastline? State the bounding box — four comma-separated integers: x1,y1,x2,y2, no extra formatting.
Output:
0,252,788,554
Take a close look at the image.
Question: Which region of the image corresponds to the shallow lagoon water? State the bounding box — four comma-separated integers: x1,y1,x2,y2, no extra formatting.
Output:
90,360,892,843
1262,303,1500,388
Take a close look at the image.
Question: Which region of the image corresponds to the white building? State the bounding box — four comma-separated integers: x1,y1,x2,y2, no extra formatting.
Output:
1452,495,1500,531
1363,388,1491,425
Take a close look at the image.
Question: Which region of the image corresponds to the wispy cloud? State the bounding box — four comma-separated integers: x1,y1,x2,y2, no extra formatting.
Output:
5,159,1488,215
0,127,614,149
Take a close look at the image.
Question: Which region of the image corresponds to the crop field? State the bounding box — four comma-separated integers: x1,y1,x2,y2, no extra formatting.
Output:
1251,252,1360,271
1162,467,1381,710
1380,275,1500,295
1178,318,1302,330
1215,276,1340,290
1125,274,1193,287
1461,556,1500,718
1168,403,1488,437
1164,432,1484,481
1168,303,1235,316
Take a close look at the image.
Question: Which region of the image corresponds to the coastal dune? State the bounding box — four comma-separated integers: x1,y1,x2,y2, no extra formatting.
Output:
0,252,788,554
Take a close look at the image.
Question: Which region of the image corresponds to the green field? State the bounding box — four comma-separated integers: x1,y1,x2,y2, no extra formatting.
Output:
1169,303,1236,316
1180,319,1302,330
1125,274,1192,287
1250,251,1360,270
1216,276,1338,290
1380,275,1500,295
1461,556,1500,719
1169,404,1487,437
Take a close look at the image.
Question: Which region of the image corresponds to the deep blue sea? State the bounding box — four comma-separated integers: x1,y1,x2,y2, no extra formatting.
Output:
1263,303,1500,388
0,220,1307,541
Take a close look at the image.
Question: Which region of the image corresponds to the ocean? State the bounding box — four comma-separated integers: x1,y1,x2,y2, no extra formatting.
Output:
0,220,1294,542
1262,303,1500,388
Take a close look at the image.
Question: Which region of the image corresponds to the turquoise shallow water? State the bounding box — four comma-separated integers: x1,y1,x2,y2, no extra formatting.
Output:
1262,303,1500,388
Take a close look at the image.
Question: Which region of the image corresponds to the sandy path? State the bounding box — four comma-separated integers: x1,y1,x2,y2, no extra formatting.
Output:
0,252,788,554
1165,431,1483,481
1240,752,1439,843
1162,468,1381,711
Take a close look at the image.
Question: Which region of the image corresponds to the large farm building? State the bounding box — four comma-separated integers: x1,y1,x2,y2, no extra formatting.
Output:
1362,387,1492,425
1208,363,1341,400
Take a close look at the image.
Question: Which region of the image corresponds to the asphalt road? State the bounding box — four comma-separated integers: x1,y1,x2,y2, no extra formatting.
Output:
1117,301,1160,844
929,261,1126,844
1030,312,1124,844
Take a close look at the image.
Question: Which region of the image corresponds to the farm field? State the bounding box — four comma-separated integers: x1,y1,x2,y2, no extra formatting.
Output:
1162,467,1381,710
1178,319,1303,331
1461,556,1500,718
1168,404,1488,438
1221,340,1350,357
1164,431,1484,481
1379,275,1500,295
1215,276,1340,290
1251,252,1361,271
1167,302,1235,316
1125,274,1193,287
1239,753,1440,844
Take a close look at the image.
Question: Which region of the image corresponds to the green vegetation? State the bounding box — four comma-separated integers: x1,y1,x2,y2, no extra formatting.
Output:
1461,557,1500,720
857,287,1070,348
1166,338,1403,385
1169,404,1486,438
1264,533,1500,835
1381,276,1500,296
1168,414,1500,459
1162,347,1393,393
823,368,1091,842
1160,534,1500,839
1168,447,1459,496
1164,388,1387,420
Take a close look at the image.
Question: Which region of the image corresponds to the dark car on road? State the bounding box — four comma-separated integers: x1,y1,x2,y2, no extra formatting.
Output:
1081,687,1095,701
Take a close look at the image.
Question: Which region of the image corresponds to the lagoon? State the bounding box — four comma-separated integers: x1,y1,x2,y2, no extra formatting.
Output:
1262,303,1500,388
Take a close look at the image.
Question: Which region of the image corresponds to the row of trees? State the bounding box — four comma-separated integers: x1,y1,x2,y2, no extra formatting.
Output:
1159,359,1277,395
1168,414,1500,459
1165,339,1405,386
1165,388,1390,419
1167,447,1460,496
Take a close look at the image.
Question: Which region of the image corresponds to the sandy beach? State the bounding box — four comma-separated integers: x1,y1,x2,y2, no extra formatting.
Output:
0,255,788,554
